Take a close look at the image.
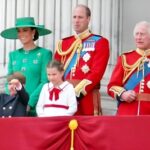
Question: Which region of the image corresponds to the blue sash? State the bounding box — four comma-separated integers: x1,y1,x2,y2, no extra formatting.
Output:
64,35,101,79
124,62,150,90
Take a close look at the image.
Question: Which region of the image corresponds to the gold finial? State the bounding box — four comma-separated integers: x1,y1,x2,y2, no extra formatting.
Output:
69,119,78,150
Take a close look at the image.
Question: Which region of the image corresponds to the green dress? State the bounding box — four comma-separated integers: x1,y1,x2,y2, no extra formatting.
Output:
8,46,52,116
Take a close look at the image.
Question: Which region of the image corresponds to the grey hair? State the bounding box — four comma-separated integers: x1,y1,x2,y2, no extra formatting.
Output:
133,21,150,37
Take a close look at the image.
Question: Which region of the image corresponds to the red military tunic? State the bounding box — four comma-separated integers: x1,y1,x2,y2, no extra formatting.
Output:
55,31,109,115
108,48,150,115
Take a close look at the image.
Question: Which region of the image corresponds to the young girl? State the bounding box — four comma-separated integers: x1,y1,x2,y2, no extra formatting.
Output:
36,60,77,117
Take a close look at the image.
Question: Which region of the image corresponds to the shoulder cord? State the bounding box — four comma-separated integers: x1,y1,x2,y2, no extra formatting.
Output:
122,54,146,83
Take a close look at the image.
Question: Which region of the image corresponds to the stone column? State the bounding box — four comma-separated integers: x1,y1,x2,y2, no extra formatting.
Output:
100,0,121,115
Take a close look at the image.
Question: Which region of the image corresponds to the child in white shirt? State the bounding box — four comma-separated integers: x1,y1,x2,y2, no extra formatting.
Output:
36,60,77,117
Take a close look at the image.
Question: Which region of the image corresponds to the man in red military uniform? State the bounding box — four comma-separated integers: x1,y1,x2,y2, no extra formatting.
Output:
54,4,110,115
108,21,150,115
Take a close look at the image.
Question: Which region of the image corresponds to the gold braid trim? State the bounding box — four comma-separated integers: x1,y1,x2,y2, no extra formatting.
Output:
136,48,150,56
74,29,91,40
75,79,92,97
111,49,150,97
56,39,81,56
56,29,91,56
63,41,82,71
122,54,145,83
56,29,91,72
109,86,126,98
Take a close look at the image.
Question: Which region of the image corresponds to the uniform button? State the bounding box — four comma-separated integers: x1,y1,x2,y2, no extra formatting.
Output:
8,116,12,118
3,107,6,110
147,81,150,88
9,106,12,109
140,89,144,92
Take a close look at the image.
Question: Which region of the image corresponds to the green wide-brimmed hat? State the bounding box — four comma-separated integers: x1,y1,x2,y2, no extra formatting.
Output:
1,17,52,39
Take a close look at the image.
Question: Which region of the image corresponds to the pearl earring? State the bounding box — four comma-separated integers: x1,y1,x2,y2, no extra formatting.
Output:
32,35,34,40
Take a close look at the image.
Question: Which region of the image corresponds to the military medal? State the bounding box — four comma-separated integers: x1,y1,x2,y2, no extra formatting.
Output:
81,64,90,74
144,57,150,68
82,40,95,51
83,53,90,62
70,66,76,79
72,66,76,76
147,61,150,68
147,81,150,89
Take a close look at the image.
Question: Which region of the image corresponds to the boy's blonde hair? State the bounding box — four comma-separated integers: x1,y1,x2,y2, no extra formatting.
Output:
7,72,26,84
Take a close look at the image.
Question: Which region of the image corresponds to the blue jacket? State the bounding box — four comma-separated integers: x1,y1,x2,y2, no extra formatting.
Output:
0,86,29,117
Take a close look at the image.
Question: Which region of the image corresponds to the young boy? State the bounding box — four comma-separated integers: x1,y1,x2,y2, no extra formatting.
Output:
0,72,29,117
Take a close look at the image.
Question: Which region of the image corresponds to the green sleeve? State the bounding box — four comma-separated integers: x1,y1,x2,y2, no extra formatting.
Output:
28,50,52,107
8,52,14,75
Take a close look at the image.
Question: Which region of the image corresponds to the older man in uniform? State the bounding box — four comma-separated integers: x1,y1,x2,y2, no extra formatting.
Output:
54,4,110,115
108,21,150,115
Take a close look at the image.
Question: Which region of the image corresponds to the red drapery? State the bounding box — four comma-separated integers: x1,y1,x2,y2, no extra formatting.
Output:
0,116,150,150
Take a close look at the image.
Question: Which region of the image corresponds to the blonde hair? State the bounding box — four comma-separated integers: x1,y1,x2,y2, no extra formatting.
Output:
7,72,26,84
47,60,64,72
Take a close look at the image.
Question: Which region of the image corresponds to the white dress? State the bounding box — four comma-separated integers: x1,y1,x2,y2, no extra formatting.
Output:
36,81,77,117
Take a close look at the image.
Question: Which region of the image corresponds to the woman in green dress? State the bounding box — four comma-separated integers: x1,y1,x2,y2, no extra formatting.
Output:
1,17,52,116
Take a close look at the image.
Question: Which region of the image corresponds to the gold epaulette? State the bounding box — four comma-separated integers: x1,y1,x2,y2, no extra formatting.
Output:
56,38,80,56
56,30,91,72
121,53,145,83
121,49,135,55
56,29,91,57
55,37,82,69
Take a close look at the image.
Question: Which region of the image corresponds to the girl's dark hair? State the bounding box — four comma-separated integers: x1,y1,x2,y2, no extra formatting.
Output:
47,60,64,72
31,27,39,41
